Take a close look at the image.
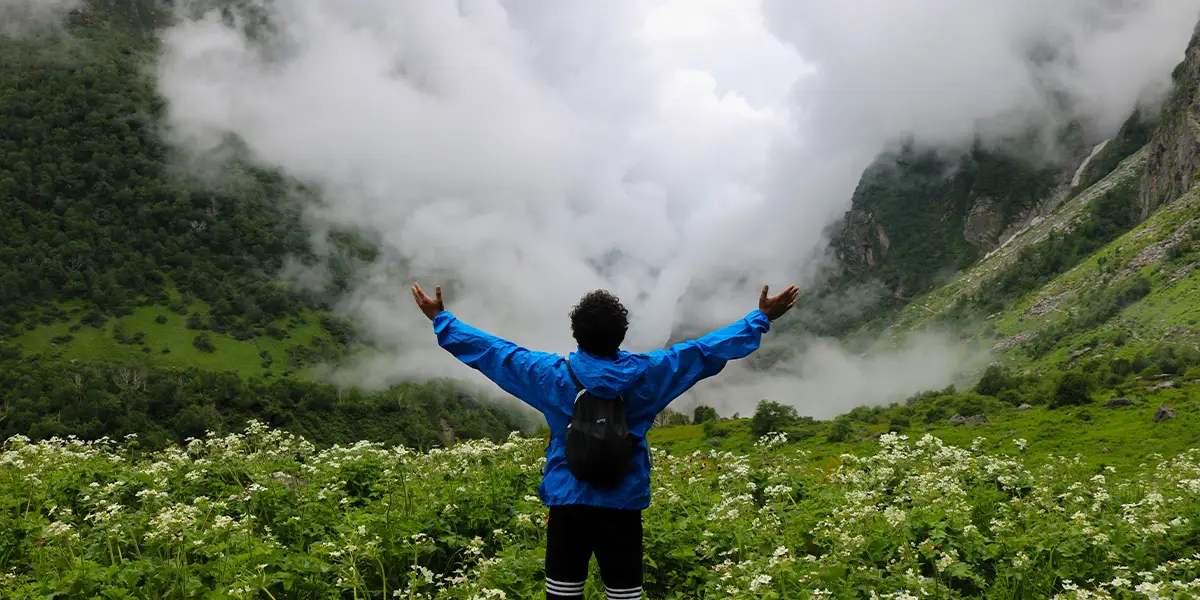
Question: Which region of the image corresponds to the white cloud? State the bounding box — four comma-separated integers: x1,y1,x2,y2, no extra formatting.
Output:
154,0,1200,416
0,0,82,37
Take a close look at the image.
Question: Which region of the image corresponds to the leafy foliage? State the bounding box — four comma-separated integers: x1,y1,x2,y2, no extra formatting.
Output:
974,364,1019,397
0,350,531,451
1052,371,1093,408
750,400,800,437
4,422,1200,598
0,15,342,342
692,405,718,425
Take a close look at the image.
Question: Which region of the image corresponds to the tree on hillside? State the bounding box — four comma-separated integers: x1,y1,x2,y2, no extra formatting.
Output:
1052,372,1092,408
652,408,690,429
692,405,718,424
751,400,798,437
827,418,854,442
975,364,1016,397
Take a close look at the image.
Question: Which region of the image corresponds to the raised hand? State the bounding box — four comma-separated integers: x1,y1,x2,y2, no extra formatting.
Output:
411,282,445,321
758,284,799,321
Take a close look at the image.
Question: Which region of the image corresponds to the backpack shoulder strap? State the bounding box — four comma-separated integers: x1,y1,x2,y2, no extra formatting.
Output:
565,359,624,403
565,360,584,392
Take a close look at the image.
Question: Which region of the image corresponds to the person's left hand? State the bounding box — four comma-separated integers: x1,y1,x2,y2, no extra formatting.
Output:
411,282,445,321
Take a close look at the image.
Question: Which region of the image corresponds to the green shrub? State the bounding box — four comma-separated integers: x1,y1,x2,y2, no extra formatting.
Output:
192,334,216,353
827,418,854,442
975,364,1017,396
693,405,719,425
702,419,729,438
997,389,1023,405
1052,372,1092,408
751,400,799,437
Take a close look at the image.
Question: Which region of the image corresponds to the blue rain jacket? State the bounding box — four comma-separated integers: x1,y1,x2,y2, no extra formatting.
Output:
431,308,771,511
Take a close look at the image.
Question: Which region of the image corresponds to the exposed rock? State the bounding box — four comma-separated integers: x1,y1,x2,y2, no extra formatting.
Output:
1102,447,1112,454
832,209,887,270
1105,398,1135,408
963,195,1004,251
1131,227,1159,240
1027,290,1075,317
993,331,1035,351
1118,218,1199,279
876,223,892,252
948,414,968,426
1153,405,1177,423
1141,18,1200,219
966,415,990,426
1145,380,1180,391
1016,404,1034,411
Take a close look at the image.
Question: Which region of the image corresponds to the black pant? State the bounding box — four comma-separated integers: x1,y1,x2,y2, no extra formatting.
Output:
544,504,643,599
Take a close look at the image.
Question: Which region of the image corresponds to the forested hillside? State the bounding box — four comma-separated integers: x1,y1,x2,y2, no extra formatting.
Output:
801,109,1157,341
0,7,533,448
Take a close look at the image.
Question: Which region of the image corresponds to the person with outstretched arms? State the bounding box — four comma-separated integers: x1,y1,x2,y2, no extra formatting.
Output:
411,281,799,600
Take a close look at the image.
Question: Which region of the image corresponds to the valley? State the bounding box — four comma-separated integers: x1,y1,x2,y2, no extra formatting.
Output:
2,2,1200,599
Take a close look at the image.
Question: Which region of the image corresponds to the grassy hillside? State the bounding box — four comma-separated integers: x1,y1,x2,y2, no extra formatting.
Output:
650,386,1200,473
875,146,1200,375
15,301,335,378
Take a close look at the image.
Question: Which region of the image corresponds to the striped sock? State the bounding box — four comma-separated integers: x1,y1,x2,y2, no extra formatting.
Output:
605,585,643,600
546,578,585,599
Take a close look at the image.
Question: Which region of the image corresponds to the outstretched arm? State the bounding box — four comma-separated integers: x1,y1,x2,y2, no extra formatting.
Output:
641,284,799,414
413,283,558,413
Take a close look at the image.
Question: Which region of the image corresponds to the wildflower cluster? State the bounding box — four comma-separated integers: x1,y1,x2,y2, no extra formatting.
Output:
2,425,1199,598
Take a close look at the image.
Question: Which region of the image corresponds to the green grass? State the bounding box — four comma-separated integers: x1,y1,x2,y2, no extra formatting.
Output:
865,149,1200,379
15,302,329,378
11,416,1200,598
882,145,1150,336
650,385,1200,475
987,191,1200,371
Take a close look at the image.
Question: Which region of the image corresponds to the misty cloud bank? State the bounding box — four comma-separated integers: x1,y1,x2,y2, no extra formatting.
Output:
152,0,1199,417
0,0,82,37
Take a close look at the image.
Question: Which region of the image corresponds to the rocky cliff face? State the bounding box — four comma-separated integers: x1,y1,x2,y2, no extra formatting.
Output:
832,209,889,269
828,141,1074,300
1142,19,1200,220
962,194,1005,251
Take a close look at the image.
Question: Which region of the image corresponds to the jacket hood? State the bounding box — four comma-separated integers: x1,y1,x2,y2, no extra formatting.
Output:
567,349,650,398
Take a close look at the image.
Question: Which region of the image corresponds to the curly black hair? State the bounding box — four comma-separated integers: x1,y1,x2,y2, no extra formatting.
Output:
569,289,629,357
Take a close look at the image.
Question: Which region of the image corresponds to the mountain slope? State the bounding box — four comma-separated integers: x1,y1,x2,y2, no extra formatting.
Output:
0,8,535,447
864,19,1200,377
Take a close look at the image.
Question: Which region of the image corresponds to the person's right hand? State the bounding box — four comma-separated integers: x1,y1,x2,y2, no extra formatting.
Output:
411,282,445,321
759,284,799,321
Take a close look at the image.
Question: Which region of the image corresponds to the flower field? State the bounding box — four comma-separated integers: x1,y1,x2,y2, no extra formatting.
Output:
2,423,1199,599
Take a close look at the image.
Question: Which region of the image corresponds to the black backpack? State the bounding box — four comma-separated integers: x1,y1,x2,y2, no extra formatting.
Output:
564,362,636,488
